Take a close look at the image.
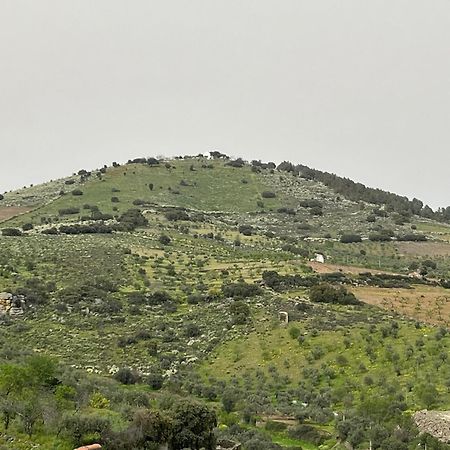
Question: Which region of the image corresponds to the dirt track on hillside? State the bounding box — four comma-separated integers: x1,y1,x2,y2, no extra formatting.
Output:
0,207,31,222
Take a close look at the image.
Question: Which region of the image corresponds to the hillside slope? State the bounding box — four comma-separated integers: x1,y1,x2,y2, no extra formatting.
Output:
1,155,450,450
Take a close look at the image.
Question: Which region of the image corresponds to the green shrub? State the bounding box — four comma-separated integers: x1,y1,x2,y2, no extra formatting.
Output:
310,283,360,305
2,228,23,236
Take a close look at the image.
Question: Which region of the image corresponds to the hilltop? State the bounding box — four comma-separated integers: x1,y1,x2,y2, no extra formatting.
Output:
1,154,450,450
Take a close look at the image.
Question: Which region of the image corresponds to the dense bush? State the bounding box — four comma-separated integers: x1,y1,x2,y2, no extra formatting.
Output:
58,224,113,234
118,209,148,230
71,189,83,196
238,224,255,236
397,233,427,242
222,281,262,299
225,158,245,168
229,300,251,325
165,209,190,221
2,228,23,236
340,234,362,243
114,367,140,385
159,234,171,245
310,283,360,305
261,191,276,198
147,291,174,305
59,207,80,215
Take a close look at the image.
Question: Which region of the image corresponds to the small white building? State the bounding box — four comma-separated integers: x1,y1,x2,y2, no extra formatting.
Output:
312,253,325,264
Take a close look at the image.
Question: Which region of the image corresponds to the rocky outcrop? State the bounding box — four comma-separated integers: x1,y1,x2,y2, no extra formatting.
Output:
413,410,450,443
216,439,241,450
0,292,25,317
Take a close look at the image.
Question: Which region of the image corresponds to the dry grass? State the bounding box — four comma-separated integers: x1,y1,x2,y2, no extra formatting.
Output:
352,284,450,326
0,206,32,223
396,241,450,257
308,261,393,275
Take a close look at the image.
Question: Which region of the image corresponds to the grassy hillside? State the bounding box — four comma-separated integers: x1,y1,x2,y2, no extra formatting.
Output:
1,156,450,449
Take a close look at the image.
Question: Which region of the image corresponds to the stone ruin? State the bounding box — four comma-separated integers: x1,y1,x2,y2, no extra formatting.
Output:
216,439,242,450
278,311,289,325
0,292,25,317
413,410,450,443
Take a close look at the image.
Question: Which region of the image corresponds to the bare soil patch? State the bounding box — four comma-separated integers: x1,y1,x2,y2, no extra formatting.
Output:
352,285,450,326
0,206,32,223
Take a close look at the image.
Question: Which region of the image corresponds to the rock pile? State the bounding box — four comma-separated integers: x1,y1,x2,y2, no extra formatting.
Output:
413,410,450,443
216,439,241,450
0,292,25,317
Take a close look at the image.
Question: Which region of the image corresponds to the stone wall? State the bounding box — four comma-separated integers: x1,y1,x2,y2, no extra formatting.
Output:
413,410,450,443
0,292,25,317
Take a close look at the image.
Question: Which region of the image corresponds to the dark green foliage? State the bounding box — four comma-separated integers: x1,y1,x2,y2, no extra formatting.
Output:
340,234,362,243
90,210,114,221
147,291,174,305
229,300,251,325
265,421,288,432
59,207,81,215
147,157,159,165
41,227,58,235
309,206,323,216
369,229,394,241
281,244,309,257
295,162,443,220
397,233,427,242
58,224,113,234
262,270,315,291
118,209,148,230
238,224,255,236
222,281,262,299
288,424,328,445
71,189,83,196
15,277,53,305
168,399,217,450
147,372,164,390
22,223,34,231
165,209,190,221
261,191,276,198
2,228,23,236
184,322,201,337
114,367,140,385
63,413,112,444
310,283,360,305
225,158,245,168
159,234,171,245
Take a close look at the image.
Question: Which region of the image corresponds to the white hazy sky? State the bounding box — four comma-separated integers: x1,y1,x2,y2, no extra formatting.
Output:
1,1,450,208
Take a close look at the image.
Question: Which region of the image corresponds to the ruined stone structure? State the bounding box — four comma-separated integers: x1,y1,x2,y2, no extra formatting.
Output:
216,439,242,450
413,410,450,443
0,292,25,317
278,311,289,325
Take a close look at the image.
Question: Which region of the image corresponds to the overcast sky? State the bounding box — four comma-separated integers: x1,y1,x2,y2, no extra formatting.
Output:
1,1,450,208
